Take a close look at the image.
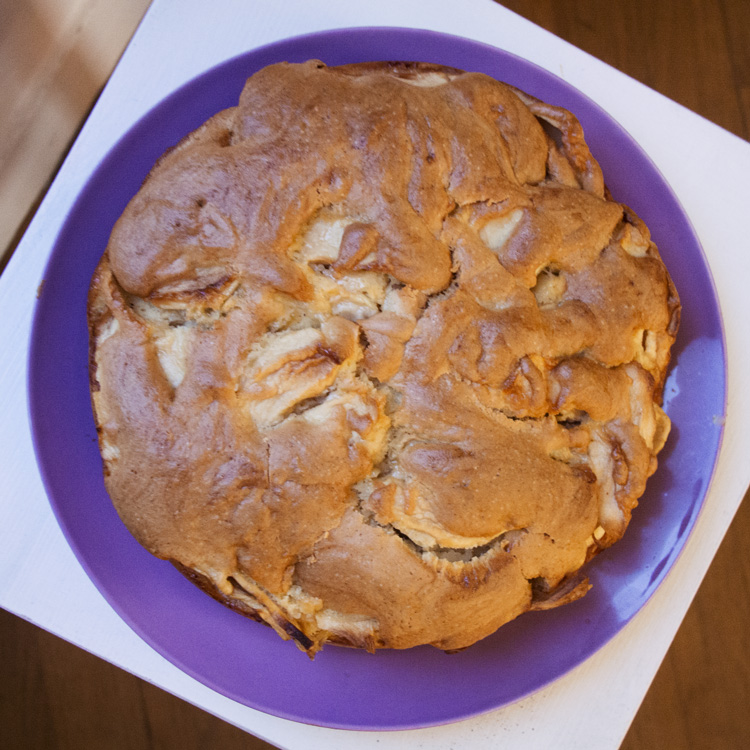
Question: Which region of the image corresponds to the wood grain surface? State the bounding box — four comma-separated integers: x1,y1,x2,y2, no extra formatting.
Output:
1,1,748,748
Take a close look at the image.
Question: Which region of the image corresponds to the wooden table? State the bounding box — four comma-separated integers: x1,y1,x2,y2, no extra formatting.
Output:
1,2,748,748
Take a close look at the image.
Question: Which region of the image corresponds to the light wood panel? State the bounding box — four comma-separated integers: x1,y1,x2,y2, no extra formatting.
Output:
0,0,152,270
0,1,748,748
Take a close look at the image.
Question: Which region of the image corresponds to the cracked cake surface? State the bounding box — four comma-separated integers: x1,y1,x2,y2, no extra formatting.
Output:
87,60,680,655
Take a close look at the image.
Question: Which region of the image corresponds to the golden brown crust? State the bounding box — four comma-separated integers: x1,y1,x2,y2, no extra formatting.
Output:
88,60,679,654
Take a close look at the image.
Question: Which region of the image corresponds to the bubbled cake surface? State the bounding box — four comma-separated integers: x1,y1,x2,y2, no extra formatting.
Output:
88,61,680,655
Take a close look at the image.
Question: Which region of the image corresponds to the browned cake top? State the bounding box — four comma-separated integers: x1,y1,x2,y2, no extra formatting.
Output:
88,60,679,654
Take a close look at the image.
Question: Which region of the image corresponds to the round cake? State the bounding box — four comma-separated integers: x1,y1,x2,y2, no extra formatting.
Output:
87,60,680,655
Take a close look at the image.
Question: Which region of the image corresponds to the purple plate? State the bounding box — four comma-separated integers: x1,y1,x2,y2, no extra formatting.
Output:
28,28,725,730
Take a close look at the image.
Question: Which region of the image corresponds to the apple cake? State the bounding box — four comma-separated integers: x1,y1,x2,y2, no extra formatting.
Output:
87,60,680,655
